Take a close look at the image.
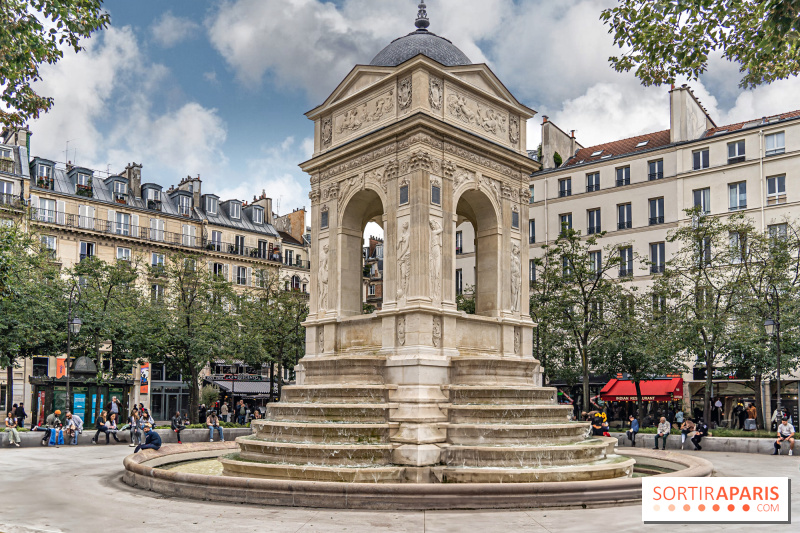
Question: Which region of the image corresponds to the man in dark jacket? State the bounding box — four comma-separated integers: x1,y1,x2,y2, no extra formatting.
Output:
691,419,709,451
104,397,123,420
14,403,27,429
170,411,185,444
134,424,162,452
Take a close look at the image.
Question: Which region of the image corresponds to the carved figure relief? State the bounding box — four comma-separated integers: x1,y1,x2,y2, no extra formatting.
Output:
429,218,443,301
321,117,332,147
318,244,330,311
335,90,395,135
509,115,520,145
453,168,475,190
398,77,412,110
397,316,406,346
338,175,360,210
322,183,339,202
514,327,520,355
319,329,325,353
510,243,521,312
371,90,395,120
396,221,411,300
433,317,441,348
480,175,502,206
309,189,321,205
447,92,507,136
429,76,443,111
364,166,388,192
337,105,366,134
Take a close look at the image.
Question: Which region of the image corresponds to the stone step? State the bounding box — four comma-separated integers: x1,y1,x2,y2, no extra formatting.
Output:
281,384,390,404
251,420,397,444
450,357,540,386
441,439,609,468
266,403,390,423
436,455,636,483
448,404,573,424
445,422,590,446
447,385,557,405
302,356,386,385
236,437,394,466
221,456,407,483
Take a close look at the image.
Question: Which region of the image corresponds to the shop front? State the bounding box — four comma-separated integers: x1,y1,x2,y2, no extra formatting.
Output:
600,377,684,425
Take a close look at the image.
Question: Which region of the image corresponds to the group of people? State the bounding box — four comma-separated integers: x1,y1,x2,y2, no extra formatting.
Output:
625,414,711,451
201,399,257,425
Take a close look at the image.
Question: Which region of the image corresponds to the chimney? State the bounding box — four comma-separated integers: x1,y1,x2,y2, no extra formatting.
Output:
251,191,273,225
669,85,716,143
124,162,143,198
192,174,202,208
541,119,581,170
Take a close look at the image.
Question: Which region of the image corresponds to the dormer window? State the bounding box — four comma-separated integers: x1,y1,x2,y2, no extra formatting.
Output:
206,197,218,216
230,202,241,220
253,207,264,224
37,164,52,179
77,173,90,186
76,173,92,198
145,188,162,211
113,181,127,203
0,147,11,160
178,195,192,217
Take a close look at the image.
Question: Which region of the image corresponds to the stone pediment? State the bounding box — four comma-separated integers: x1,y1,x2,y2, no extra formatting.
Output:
326,68,394,107
447,66,520,108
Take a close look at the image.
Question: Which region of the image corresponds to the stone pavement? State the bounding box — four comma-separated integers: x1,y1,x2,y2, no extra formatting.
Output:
0,446,797,533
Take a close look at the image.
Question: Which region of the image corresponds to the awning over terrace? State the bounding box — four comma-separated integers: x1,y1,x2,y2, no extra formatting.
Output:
600,378,684,402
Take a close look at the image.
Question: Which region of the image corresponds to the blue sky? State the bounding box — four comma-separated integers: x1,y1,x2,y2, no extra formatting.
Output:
27,0,800,218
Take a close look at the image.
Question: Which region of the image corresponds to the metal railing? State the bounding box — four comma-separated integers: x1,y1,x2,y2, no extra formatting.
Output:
650,265,665,274
649,216,664,225
558,188,572,198
648,172,664,181
587,225,601,235
617,220,632,230
35,177,54,190
615,178,631,187
586,184,600,192
619,267,634,277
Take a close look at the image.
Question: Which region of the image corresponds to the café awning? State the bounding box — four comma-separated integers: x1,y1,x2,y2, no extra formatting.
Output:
600,378,683,402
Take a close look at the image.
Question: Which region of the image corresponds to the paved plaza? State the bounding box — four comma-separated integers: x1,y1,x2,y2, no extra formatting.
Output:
0,446,797,532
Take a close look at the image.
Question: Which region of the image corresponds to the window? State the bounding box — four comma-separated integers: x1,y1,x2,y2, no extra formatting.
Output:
558,178,571,197
0,146,11,160
253,207,264,224
230,202,241,220
456,231,463,254
431,184,441,205
455,269,463,295
590,300,603,322
399,184,409,204
150,218,164,242
650,242,665,274
729,232,744,264
586,172,600,192
151,284,164,303
286,250,294,265
117,247,131,261
587,208,601,234
78,205,94,229
652,294,667,319
178,195,192,217
589,251,601,274
617,203,632,230
529,185,534,203
235,235,245,255
80,241,95,261
258,240,268,259
649,197,664,225
37,164,52,179
211,230,222,251
561,255,572,277
559,213,572,235
147,188,161,202
115,212,131,236
769,223,788,240
212,263,225,279
529,220,535,244
636,140,649,148
40,235,56,257
39,198,55,223
648,160,663,180
728,182,747,210
206,197,218,215
368,284,376,296
529,259,536,283
77,173,90,186
320,209,328,229
619,247,633,277
152,253,165,267
693,188,710,214
591,150,603,157
615,166,630,187
0,180,12,201
511,210,519,229
699,237,712,266
113,181,127,202
693,149,710,170
767,175,786,205
728,140,745,163
236,266,248,285
765,132,785,156
181,224,196,247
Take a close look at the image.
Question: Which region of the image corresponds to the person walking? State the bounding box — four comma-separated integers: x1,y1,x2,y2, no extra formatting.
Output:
5,411,21,447
773,418,795,456
106,413,121,443
680,418,696,449
626,415,639,447
128,408,142,448
65,411,83,445
171,411,185,444
207,411,224,442
692,419,709,450
653,417,670,450
92,411,110,444
133,424,162,453
14,402,27,429
220,402,229,423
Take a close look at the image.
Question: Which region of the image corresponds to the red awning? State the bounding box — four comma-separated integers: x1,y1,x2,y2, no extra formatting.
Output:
600,378,683,402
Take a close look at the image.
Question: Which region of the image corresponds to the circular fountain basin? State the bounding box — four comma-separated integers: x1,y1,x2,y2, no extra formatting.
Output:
122,442,713,510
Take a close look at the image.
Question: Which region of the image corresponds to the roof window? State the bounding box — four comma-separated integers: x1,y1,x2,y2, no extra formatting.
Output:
601,154,612,159
636,140,649,147
591,150,603,157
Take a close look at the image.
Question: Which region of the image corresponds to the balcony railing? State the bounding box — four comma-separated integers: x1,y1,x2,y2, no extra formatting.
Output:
558,188,572,198
147,199,162,211
615,178,631,187
617,220,632,230
586,184,600,192
648,172,664,181
587,225,601,235
728,156,745,164
76,184,93,198
729,204,747,211
114,192,128,204
650,265,665,274
0,159,15,174
36,177,54,190
619,267,634,277
0,193,23,209
649,216,664,225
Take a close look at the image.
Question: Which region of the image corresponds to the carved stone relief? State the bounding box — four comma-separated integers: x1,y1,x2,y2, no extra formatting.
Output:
513,327,520,355
396,221,411,300
453,168,476,190
322,183,339,202
318,243,330,312
335,90,395,135
447,91,507,136
320,144,396,180
429,76,443,111
433,317,441,348
398,150,454,178
480,175,502,206
309,189,321,205
321,117,332,148
398,77,412,110
319,329,325,353
364,166,388,193
509,115,520,145
397,316,406,346
510,243,521,313
338,175,361,210
429,218,443,301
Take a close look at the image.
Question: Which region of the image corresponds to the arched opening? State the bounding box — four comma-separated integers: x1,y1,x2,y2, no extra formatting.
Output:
456,189,501,316
291,275,301,291
339,188,384,316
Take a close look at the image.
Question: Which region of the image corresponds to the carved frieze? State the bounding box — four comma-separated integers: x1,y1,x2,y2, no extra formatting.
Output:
322,183,339,202
433,317,441,348
447,91,507,136
443,141,525,181
335,90,395,136
453,168,476,190
364,166,388,193
480,175,502,206
429,76,443,111
398,77,412,110
398,132,443,151
319,143,396,180
321,117,332,148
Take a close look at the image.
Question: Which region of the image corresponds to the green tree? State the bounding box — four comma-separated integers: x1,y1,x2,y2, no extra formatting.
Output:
1,0,110,127
601,0,800,88
456,283,476,315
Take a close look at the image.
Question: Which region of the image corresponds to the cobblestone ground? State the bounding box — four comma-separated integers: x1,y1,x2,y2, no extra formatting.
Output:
0,445,797,532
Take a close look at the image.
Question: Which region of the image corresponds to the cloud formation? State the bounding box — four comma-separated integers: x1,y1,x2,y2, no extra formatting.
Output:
151,12,201,48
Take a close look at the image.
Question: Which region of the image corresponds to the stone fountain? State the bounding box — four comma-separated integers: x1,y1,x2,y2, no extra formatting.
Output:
219,5,633,486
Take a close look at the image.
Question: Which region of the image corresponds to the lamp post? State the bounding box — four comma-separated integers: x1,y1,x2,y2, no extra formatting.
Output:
764,317,782,422
65,284,82,411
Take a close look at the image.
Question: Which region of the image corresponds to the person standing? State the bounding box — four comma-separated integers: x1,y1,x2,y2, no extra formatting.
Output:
692,419,709,450
207,411,224,442
92,411,110,444
171,411,185,444
134,424,162,453
237,400,246,425
128,408,142,448
220,402,229,423
104,396,123,421
14,402,27,429
5,411,21,447
675,410,684,426
653,417,670,450
199,404,207,424
626,415,639,447
773,418,795,456
65,411,83,445
680,418,695,449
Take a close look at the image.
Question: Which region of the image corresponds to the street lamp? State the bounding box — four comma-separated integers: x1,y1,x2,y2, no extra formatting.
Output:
764,317,782,422
65,284,82,412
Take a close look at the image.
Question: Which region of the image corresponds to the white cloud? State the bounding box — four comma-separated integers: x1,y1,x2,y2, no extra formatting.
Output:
151,12,200,48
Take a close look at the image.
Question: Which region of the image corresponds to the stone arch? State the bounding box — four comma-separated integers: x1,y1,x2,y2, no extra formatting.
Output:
455,187,502,316
338,188,385,316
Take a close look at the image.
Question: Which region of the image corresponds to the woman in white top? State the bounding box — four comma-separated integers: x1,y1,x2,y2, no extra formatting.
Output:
5,412,21,447
106,412,121,443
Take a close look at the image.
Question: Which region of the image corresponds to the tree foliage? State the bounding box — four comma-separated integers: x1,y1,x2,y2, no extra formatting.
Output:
601,0,800,88
0,0,110,128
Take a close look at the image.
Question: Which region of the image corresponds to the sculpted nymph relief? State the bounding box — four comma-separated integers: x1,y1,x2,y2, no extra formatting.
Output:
514,327,520,355
318,244,330,311
509,115,520,145
338,175,361,210
397,316,406,346
319,329,324,353
432,317,441,348
510,243,521,313
447,91,507,136
396,221,411,300
429,218,443,301
335,90,395,135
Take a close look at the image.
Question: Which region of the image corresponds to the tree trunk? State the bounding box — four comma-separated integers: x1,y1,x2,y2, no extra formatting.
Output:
189,366,200,424
269,362,275,403
94,335,103,419
581,347,590,413
634,380,644,430
6,365,13,412
754,373,765,430
703,349,712,424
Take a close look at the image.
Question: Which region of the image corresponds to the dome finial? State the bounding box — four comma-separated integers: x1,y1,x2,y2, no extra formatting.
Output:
415,2,430,31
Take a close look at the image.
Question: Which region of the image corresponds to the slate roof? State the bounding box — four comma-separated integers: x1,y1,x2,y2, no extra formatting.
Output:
196,202,279,238
562,130,671,168
702,110,800,137
370,30,471,67
278,230,303,246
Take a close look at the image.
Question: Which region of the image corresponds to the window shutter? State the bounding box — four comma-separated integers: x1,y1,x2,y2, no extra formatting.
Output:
56,200,65,225
107,209,116,233
30,194,39,218
131,214,139,237
208,261,214,279
247,267,252,286
223,264,229,282
190,225,197,247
